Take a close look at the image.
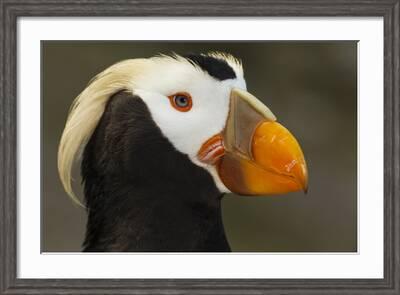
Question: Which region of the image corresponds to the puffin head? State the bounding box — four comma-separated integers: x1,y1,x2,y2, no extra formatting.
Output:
58,52,308,205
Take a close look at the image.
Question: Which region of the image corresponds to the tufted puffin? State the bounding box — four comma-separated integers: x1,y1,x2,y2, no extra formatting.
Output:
58,52,308,252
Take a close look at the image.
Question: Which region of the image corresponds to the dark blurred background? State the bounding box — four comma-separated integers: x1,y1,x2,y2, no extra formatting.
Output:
42,41,357,252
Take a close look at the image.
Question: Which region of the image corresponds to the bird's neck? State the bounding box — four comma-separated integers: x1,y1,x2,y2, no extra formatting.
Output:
82,181,230,252
80,92,230,252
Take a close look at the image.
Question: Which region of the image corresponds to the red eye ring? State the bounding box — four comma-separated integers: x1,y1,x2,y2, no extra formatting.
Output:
168,92,193,112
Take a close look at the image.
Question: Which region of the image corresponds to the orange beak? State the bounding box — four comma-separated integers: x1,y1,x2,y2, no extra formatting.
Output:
198,88,308,195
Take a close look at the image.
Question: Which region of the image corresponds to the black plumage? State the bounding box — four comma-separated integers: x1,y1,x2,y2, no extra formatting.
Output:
81,91,230,252
184,54,237,81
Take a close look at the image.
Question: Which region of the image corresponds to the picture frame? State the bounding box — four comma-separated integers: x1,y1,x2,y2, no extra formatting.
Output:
1,0,399,294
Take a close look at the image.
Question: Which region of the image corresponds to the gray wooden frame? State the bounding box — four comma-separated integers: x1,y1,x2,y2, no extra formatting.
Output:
1,0,399,294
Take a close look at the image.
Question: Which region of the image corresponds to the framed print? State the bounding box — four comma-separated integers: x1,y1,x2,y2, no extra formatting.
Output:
1,0,399,294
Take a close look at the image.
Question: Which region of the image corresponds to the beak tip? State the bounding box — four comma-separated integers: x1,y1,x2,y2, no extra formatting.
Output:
299,164,308,194
293,163,308,195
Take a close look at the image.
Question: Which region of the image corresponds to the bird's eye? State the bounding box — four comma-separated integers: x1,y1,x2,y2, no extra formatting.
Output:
168,93,192,112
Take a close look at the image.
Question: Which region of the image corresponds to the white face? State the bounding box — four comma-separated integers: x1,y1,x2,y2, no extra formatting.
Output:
130,57,246,192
